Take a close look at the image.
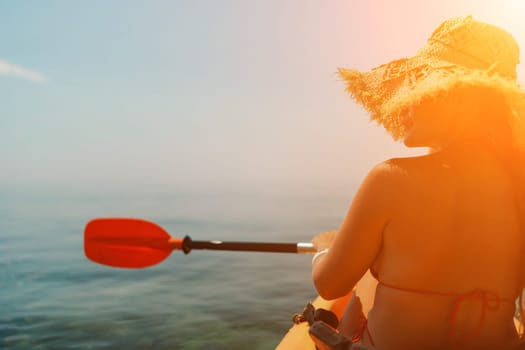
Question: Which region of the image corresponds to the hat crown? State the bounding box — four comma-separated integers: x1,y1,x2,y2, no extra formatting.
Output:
421,16,520,79
338,16,525,150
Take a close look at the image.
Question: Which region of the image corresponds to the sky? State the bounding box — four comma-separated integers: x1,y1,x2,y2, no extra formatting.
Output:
2,0,525,197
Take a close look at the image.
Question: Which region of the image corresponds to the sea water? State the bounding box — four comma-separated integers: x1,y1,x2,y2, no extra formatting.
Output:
0,191,350,349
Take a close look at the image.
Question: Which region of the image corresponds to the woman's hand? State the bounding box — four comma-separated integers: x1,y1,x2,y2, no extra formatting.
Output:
311,230,338,251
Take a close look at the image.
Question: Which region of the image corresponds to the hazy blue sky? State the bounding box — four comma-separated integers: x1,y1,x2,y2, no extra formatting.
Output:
2,1,524,196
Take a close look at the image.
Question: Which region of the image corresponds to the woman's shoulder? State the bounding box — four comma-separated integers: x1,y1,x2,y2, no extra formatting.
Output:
366,154,447,193
360,158,414,194
382,153,448,174
386,152,439,166
370,155,431,177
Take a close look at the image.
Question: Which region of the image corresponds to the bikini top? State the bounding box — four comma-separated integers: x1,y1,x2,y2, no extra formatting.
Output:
378,280,516,349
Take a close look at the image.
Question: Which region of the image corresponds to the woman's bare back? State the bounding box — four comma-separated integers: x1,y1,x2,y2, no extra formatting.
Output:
365,142,522,349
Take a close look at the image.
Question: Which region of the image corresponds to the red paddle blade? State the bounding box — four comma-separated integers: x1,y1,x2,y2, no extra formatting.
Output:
84,218,181,268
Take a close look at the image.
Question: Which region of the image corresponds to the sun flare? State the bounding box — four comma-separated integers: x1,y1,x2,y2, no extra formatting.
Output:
478,0,525,24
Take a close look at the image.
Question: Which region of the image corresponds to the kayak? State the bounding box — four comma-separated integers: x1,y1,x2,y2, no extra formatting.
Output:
276,291,524,350
277,271,377,349
276,292,353,349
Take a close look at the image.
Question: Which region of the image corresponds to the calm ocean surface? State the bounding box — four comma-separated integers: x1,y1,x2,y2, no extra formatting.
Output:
1,191,350,349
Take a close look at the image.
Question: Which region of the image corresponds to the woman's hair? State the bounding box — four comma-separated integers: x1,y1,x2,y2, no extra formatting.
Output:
512,148,525,336
511,148,525,335
478,88,525,336
445,86,525,334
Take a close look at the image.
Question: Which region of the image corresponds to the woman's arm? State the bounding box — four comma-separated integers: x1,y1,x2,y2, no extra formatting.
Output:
312,161,401,299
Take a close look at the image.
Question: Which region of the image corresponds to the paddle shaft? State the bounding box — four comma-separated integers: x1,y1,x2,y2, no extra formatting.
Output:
180,236,315,254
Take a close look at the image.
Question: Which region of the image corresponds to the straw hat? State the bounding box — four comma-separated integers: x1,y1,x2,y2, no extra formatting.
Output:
339,16,525,150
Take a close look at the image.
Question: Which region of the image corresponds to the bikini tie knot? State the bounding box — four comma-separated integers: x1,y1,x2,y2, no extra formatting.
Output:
449,290,504,349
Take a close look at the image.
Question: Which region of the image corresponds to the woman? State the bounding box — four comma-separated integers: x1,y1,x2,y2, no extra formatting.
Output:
311,16,525,350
